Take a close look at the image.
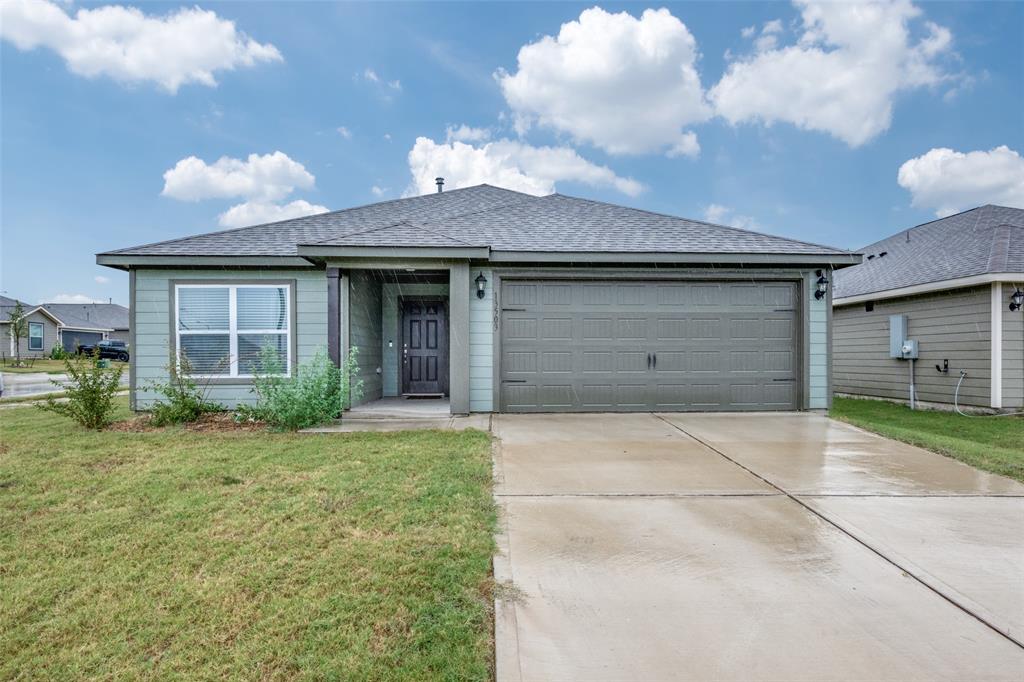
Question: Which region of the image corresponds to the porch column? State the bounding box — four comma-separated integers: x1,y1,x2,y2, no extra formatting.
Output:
327,267,342,367
449,262,471,415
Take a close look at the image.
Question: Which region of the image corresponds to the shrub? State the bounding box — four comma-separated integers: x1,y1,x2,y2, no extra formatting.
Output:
37,350,123,429
244,347,363,431
147,355,223,426
49,344,69,360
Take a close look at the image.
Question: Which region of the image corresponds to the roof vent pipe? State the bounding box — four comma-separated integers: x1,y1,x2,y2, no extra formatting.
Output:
435,177,444,193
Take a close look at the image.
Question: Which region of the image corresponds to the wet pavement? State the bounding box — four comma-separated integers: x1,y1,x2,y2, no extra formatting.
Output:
493,412,1024,681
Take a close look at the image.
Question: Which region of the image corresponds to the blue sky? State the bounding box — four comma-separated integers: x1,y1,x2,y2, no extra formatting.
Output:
2,0,1022,306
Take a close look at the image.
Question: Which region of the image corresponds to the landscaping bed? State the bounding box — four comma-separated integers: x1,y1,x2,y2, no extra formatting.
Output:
0,399,497,679
831,396,1024,482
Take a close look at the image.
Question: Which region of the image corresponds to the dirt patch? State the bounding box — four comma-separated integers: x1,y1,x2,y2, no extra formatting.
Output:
106,412,267,434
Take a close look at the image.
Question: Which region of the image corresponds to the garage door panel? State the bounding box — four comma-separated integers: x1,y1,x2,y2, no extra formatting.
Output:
500,280,799,412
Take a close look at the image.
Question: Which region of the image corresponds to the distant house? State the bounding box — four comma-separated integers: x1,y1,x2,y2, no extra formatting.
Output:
1,295,130,356
833,205,1024,410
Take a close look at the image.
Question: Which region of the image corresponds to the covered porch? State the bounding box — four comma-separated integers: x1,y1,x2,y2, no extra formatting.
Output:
326,262,479,416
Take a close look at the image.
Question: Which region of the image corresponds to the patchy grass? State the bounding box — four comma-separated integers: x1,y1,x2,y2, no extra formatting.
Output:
831,397,1024,482
0,398,497,680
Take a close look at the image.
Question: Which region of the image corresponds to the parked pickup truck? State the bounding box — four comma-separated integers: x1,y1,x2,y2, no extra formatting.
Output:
78,339,130,362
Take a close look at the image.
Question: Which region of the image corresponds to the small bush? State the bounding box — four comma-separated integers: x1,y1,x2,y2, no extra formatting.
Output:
147,355,222,426
37,350,123,429
245,347,362,431
49,344,69,360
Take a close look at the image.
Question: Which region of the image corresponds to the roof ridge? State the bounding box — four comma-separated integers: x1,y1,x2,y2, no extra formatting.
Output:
304,192,538,246
856,205,990,252
101,184,534,256
549,193,855,254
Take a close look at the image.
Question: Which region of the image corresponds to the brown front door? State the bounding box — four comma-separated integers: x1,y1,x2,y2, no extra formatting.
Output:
401,300,448,395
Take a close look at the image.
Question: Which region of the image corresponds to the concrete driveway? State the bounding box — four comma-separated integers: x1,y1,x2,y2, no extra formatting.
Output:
492,413,1024,681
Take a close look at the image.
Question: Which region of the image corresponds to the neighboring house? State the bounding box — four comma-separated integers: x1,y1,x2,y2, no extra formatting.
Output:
97,184,859,414
833,205,1024,410
1,295,62,357
0,295,130,357
40,302,130,351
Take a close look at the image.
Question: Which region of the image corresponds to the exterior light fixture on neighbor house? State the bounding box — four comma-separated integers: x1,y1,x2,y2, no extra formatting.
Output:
475,272,488,299
814,270,829,300
1011,287,1024,312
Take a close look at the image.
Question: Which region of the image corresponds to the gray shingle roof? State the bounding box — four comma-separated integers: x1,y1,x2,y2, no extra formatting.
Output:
833,205,1024,300
104,185,529,257
41,303,129,330
102,183,853,259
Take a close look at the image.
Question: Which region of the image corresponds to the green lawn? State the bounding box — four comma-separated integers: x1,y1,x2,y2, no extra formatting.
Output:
831,397,1024,482
0,400,497,680
1,358,129,374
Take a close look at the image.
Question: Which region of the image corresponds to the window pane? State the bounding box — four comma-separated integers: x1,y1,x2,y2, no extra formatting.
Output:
29,323,43,350
238,334,287,375
180,335,230,374
237,287,288,330
178,287,229,331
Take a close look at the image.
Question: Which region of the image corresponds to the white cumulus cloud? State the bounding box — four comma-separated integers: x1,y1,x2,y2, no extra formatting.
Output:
703,204,761,230
337,126,352,139
94,275,110,285
218,199,328,228
445,124,491,144
710,0,954,147
407,137,644,197
897,146,1024,217
162,151,315,203
497,7,709,157
0,0,281,93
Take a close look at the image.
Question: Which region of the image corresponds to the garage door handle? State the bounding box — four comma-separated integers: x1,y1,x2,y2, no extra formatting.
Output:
772,378,795,382
502,379,527,383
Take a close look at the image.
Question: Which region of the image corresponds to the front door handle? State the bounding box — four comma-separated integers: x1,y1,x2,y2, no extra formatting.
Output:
647,352,651,369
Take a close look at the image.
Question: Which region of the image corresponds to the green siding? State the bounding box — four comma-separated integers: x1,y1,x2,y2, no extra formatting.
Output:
381,282,449,397
348,271,383,405
808,296,828,409
132,268,326,409
469,268,493,411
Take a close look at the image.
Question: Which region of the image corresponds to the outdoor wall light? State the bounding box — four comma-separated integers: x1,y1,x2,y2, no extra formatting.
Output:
814,270,829,301
475,272,488,299
1011,287,1024,312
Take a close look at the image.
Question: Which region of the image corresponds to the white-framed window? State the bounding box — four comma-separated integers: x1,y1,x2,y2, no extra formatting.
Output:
28,322,43,351
175,284,291,378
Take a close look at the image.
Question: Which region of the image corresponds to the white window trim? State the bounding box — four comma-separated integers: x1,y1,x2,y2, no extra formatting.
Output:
28,322,44,351
175,283,291,379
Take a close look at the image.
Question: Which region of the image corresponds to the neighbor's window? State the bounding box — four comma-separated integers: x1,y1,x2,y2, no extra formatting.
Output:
175,284,290,377
28,322,43,351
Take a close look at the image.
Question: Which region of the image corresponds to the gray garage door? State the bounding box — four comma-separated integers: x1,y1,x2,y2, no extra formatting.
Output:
62,331,103,353
499,280,799,412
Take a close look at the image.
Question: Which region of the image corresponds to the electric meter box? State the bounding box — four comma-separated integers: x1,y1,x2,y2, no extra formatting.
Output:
900,339,919,359
889,315,908,358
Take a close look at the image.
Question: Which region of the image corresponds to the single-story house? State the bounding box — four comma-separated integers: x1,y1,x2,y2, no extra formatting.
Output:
97,184,860,414
833,205,1023,410
41,302,131,351
1,295,130,357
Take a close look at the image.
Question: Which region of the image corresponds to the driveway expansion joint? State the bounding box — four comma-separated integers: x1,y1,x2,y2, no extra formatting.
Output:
652,413,1024,651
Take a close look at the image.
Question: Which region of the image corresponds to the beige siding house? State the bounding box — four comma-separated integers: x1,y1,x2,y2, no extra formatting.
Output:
833,205,1024,410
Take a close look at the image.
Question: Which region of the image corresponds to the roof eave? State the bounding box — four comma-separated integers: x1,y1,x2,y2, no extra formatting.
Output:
834,271,1024,306
488,251,862,266
96,254,316,270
